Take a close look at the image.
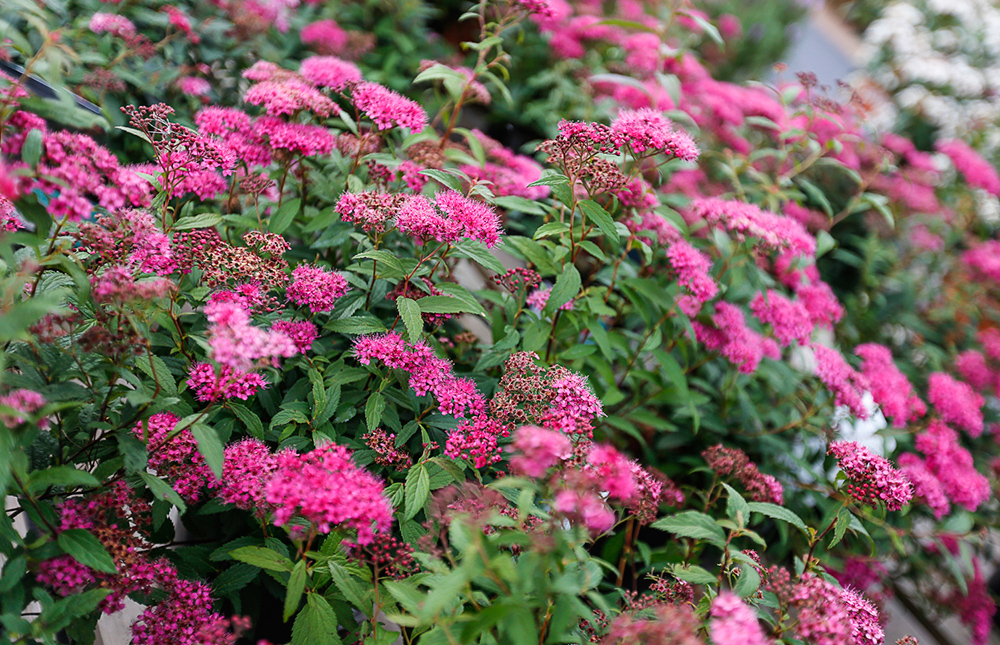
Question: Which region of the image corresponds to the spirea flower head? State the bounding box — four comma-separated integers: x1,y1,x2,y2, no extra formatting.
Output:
693,302,779,374
828,441,912,511
703,444,783,504
666,240,718,303
963,241,1000,284
133,413,218,503
751,289,814,346
351,82,427,132
915,420,990,512
217,438,277,512
336,191,405,233
286,265,349,313
898,453,951,519
690,197,816,257
709,592,770,645
812,344,870,419
955,350,992,390
839,587,885,645
936,138,1000,196
854,344,925,426
434,191,502,248
444,413,510,468
205,300,297,371
186,363,267,402
610,108,699,160
270,320,318,354
585,444,637,502
927,372,984,437
790,576,855,645
244,78,338,118
508,425,573,477
395,195,462,244
540,372,605,437
264,442,392,543
89,12,136,38
0,389,47,429
131,578,226,645
526,286,575,312
257,117,336,157
299,55,362,90
434,377,487,419
363,428,413,471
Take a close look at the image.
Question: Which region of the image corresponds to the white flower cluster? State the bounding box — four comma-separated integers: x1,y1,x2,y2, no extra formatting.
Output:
863,0,1000,145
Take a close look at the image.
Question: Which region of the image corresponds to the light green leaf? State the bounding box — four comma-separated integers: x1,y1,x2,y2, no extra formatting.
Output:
405,464,430,520
397,297,423,343
650,511,726,548
58,529,117,574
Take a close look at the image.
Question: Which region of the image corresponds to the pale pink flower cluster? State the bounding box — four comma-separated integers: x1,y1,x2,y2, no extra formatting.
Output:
133,413,218,503
812,344,869,419
264,442,392,544
195,107,273,167
0,389,47,429
750,290,813,346
89,12,136,38
244,77,338,118
936,139,1000,196
186,363,267,402
177,77,211,97
526,286,574,311
610,108,700,160
256,116,336,157
91,268,174,304
508,424,573,477
336,190,403,233
693,302,780,374
351,81,428,132
838,587,885,645
552,442,642,533
205,300,296,372
666,240,718,303
927,372,984,437
855,344,925,427
690,197,816,257
828,441,912,511
911,420,990,512
396,192,503,248
955,350,992,390
299,55,362,90
300,19,349,55
898,453,951,519
709,592,770,645
286,265,349,313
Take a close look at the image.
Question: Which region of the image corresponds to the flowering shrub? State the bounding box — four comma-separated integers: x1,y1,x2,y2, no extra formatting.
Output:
0,0,998,644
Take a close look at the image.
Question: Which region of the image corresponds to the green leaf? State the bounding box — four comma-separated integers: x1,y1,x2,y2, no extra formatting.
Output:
285,560,308,622
733,563,762,598
544,265,580,315
269,198,301,235
397,297,423,342
22,128,43,167
229,402,265,439
435,283,488,316
828,507,851,549
721,483,750,528
27,466,99,493
578,200,620,245
58,529,117,574
325,317,387,335
173,212,222,230
419,169,464,192
451,238,507,274
405,464,430,520
291,593,342,645
534,221,570,240
650,511,726,548
139,472,187,514
746,502,809,535
418,295,485,316
190,424,224,479
229,546,294,572
328,561,369,613
528,172,569,187
133,353,178,397
493,195,548,216
797,179,833,217
352,250,404,276
365,392,385,431
212,563,259,597
419,569,468,620
669,564,717,585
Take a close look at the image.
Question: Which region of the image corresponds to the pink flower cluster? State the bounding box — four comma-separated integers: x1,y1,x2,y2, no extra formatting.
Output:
666,239,718,304
610,108,700,160
750,290,814,346
396,191,503,248
458,129,548,200
244,75,338,118
962,240,1000,284
336,191,405,233
709,592,770,645
693,302,780,374
75,209,175,276
286,265,349,313
690,197,816,257
205,300,296,372
0,388,47,428
910,420,990,512
703,444,783,504
508,424,573,477
91,267,174,304
812,344,870,419
299,55,362,90
133,413,218,503
264,442,392,543
526,286,574,311
218,438,278,512
828,441,912,511
186,363,267,402
351,82,428,133
927,372,984,437
89,12,136,38
936,139,1000,196
271,319,319,353
855,344,925,427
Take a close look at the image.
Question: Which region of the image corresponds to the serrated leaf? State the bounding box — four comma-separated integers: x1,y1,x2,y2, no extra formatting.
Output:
670,564,716,585
365,392,385,431
22,128,43,167
405,464,430,520
27,466,99,493
190,424,224,479
325,317,387,335
418,295,484,316
650,511,726,548
451,238,506,274
229,402,264,439
527,172,569,187
285,560,308,621
828,507,851,549
139,472,187,514
544,264,580,315
229,546,294,572
58,529,117,574
578,200,620,245
133,353,177,397
212,563,259,597
291,593,342,645
746,502,809,534
721,483,750,528
397,297,423,342
534,222,570,240
328,561,369,613
269,198,301,235
733,563,762,598
173,212,222,230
